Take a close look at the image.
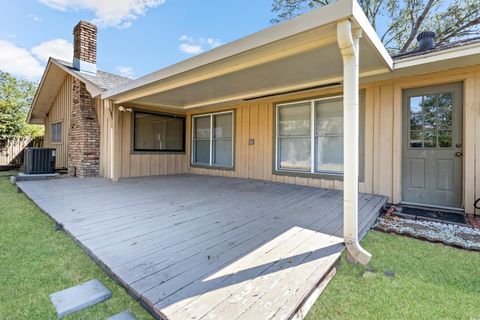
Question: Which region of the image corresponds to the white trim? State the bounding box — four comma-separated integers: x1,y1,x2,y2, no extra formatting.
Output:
394,42,480,70
102,0,391,102
191,110,234,168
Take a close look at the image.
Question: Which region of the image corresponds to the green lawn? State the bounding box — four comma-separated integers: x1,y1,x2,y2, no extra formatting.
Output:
0,171,153,320
306,231,480,320
1,171,479,320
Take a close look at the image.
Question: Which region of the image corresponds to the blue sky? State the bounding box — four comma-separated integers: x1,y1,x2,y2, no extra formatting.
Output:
0,0,274,81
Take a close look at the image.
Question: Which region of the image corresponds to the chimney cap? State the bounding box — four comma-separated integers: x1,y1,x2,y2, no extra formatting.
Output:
417,31,436,51
73,20,97,33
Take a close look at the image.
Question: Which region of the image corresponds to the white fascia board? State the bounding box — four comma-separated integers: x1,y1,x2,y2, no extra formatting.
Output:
351,1,393,70
102,0,359,100
394,43,480,70
27,60,53,123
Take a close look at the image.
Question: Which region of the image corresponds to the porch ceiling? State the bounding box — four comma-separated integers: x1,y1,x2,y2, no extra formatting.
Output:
103,0,392,110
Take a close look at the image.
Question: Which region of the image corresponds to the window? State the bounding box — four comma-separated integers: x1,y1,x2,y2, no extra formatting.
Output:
192,111,233,168
276,96,346,175
51,121,62,143
134,111,185,152
408,93,453,148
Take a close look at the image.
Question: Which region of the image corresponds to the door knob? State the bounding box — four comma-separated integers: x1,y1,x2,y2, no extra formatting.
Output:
455,152,463,157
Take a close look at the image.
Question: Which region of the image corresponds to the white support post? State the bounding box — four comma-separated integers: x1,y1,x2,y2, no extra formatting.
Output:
337,19,371,265
107,100,119,182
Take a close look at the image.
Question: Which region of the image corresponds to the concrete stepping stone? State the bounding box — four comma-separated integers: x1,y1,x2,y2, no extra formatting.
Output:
49,279,112,318
107,310,136,320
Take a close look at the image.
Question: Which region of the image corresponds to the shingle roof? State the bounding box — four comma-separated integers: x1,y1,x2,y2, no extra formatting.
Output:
54,58,132,90
392,36,480,60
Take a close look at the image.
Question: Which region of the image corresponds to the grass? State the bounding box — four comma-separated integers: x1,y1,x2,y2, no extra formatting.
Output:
1,170,479,320
306,230,480,320
0,171,153,320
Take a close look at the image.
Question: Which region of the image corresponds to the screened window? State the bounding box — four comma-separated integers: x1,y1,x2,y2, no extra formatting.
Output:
276,97,345,175
192,111,233,168
51,121,62,143
134,111,185,152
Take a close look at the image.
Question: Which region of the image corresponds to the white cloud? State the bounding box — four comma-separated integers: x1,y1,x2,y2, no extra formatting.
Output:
29,14,43,22
31,39,73,63
115,65,135,78
179,35,222,55
179,43,203,55
38,0,166,28
0,38,72,81
0,40,44,81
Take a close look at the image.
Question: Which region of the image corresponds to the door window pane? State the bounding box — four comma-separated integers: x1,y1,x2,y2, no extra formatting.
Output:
410,114,423,130
423,130,437,148
410,96,423,113
278,137,311,171
410,131,423,148
408,93,453,149
423,95,437,113
438,130,452,148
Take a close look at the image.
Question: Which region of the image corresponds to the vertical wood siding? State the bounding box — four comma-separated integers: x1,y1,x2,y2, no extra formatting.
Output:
106,65,480,214
44,75,73,169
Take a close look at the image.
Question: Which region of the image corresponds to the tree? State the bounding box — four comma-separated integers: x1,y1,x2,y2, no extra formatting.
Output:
0,71,43,140
271,0,480,53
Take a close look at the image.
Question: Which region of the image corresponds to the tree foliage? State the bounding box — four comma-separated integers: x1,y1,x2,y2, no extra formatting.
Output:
0,71,43,140
271,0,480,53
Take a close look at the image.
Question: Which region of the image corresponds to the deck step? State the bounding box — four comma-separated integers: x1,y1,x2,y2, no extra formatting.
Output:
107,310,136,320
49,279,112,318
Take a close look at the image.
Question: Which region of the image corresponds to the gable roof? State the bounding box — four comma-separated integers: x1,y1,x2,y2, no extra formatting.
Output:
27,58,131,124
54,59,131,91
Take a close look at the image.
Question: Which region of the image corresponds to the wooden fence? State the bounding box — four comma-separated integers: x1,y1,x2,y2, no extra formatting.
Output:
0,137,44,165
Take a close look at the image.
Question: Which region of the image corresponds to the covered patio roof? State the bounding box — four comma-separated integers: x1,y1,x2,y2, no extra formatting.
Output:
102,0,392,109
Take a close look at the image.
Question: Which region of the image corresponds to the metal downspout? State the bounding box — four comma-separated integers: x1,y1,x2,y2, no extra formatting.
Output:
337,19,371,265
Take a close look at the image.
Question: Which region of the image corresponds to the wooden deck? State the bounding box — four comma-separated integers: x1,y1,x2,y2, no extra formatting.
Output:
17,175,387,320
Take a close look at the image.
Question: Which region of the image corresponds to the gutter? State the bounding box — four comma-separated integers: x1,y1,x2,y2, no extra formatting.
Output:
337,19,371,265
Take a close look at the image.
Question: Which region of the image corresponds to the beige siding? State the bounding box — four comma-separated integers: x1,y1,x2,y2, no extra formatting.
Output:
100,104,188,180
185,87,361,190
107,65,480,214
44,75,73,169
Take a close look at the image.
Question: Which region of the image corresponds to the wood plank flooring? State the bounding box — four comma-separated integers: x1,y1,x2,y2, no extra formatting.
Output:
17,175,387,320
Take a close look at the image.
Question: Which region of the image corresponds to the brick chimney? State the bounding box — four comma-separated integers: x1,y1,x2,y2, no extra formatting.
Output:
68,20,100,178
73,20,97,74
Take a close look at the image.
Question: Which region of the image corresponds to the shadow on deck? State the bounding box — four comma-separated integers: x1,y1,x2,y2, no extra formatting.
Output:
17,174,387,320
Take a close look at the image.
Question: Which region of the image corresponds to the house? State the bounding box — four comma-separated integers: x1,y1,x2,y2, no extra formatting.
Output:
22,0,480,317
29,0,480,238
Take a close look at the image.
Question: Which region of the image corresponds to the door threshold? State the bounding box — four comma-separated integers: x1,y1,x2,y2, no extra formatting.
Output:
400,201,464,213
393,203,467,226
